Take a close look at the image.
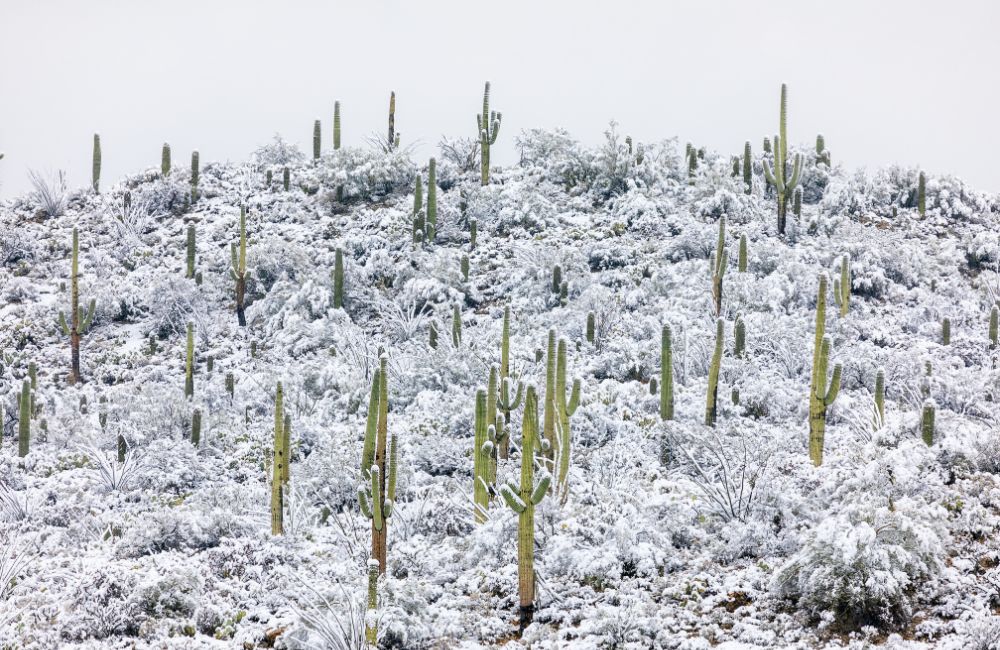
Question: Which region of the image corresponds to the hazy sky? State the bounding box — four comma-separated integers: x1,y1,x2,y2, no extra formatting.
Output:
1,0,998,198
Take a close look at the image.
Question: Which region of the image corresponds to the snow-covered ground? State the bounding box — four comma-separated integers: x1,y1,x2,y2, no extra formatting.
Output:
2,126,1000,649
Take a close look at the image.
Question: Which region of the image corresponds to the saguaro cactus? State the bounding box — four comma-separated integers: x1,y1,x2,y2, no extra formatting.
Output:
762,84,803,235
918,171,926,217
333,101,341,150
412,174,424,245
496,306,523,460
271,382,286,535
230,206,249,326
921,399,935,446
874,367,885,430
941,317,951,345
283,167,290,191
478,82,501,186
186,225,196,279
833,254,850,318
816,134,830,166
58,228,96,385
387,91,399,150
185,322,195,398
358,355,396,574
333,248,345,309
313,119,321,160
92,134,102,193
452,305,462,347
705,318,724,427
551,265,562,295
660,325,674,421
990,305,999,348
734,315,746,359
191,151,200,202
18,380,30,457
738,234,748,272
742,141,752,194
365,559,379,646
808,274,843,466
427,158,437,240
472,388,493,523
553,336,581,502
191,409,202,446
711,217,727,316
586,312,596,344
500,385,550,632
162,143,171,176
461,255,470,282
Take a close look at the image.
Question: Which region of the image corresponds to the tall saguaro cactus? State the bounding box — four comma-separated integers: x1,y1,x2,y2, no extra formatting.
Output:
186,225,196,279
917,171,926,217
500,385,551,632
552,336,581,503
808,274,843,466
358,355,396,574
185,322,195,398
18,380,30,457
162,143,171,176
426,158,437,240
230,206,249,326
271,382,286,535
990,305,999,348
711,217,727,316
313,119,321,160
921,400,935,446
738,234,748,272
705,318,724,426
478,82,501,186
833,254,850,318
742,141,752,194
762,84,803,235
333,101,341,150
58,228,96,385
660,325,674,421
387,91,399,150
92,134,102,193
333,248,345,309
191,151,200,202
873,367,886,430
472,388,493,523
496,306,523,460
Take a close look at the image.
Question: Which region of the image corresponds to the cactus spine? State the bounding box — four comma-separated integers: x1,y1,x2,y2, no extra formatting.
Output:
711,217,727,316
18,380,30,457
705,318,724,426
185,322,194,398
58,228,96,385
313,119,321,160
762,84,803,235
190,151,200,202
660,325,674,421
333,248,345,309
918,171,926,217
271,382,285,535
230,207,248,326
358,355,395,573
990,305,998,348
874,367,885,430
186,225,196,279
833,254,850,318
742,141,752,194
333,101,341,150
427,158,437,241
162,143,171,176
500,385,550,632
92,133,101,193
478,82,501,185
921,400,935,446
808,274,843,466
738,234,748,272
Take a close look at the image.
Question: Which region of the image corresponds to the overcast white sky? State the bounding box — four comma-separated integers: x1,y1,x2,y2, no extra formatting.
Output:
1,0,997,197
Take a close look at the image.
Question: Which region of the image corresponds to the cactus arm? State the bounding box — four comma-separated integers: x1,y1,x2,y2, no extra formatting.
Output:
361,370,380,481
824,363,842,405
762,160,779,190
490,115,501,145
531,474,550,504
58,311,70,336
358,486,373,519
501,482,526,513
79,299,96,333
566,378,581,416
788,154,803,189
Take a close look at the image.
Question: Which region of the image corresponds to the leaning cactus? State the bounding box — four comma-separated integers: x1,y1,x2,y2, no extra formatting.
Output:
18,380,30,457
738,234,748,272
92,133,101,193
358,355,396,574
762,84,803,235
185,322,195,398
230,206,249,326
705,318,724,427
711,217,727,316
271,381,286,535
333,101,341,150
742,141,752,195
333,248,345,309
427,158,437,240
500,385,550,632
921,399,935,446
162,143,171,176
873,367,886,430
808,274,843,466
190,150,200,202
833,254,850,318
660,325,674,421
186,225,196,280
58,228,96,385
478,82,501,185
990,305,998,348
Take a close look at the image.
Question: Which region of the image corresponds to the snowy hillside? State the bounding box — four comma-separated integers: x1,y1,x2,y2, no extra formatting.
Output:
2,88,1000,649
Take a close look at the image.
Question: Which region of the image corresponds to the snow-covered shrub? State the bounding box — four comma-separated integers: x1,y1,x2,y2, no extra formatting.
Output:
28,169,68,217
252,134,305,167
318,147,416,202
516,128,596,193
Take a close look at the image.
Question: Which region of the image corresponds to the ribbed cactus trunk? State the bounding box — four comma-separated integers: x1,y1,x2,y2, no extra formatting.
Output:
333,248,344,309
874,368,885,430
921,401,935,446
185,322,194,398
271,382,285,535
18,380,30,457
762,85,803,235
231,207,248,327
711,217,727,316
742,141,752,194
92,134,101,193
496,306,521,461
660,325,674,421
808,274,843,466
473,389,489,523
542,329,557,467
427,158,437,240
162,143,171,176
918,171,926,217
313,119,321,160
372,355,390,572
60,228,95,386
705,318,724,426
478,82,501,185
387,92,397,150
333,101,341,150
186,225,196,279
555,338,581,503
191,151,200,202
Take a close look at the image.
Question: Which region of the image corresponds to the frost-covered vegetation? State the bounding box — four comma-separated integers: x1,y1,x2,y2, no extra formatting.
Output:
2,84,1000,649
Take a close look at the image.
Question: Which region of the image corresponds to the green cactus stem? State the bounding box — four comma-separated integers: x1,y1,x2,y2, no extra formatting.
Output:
358,355,395,573
387,91,398,150
941,317,951,345
742,141,752,195
226,372,234,398
282,414,291,485
734,315,746,359
283,167,290,191
473,388,491,523
554,336,581,503
271,381,285,535
429,320,438,349
313,119,321,160
117,434,127,463
793,187,802,218
660,325,674,421
190,150,200,202
333,101,341,150
874,367,885,430
92,133,101,193
191,409,202,446
186,225,196,279
711,217,727,316
18,380,30,457
427,158,437,240
496,306,523,460
332,248,345,309
918,171,926,217
649,377,658,395
162,143,171,177
230,206,249,326
808,274,843,466
816,134,830,166
990,305,999,348
763,137,772,153
478,82,501,185
833,254,850,318
452,305,462,347
559,281,568,306
469,219,477,250
731,156,740,177
500,385,550,632
586,312,595,344
705,318,724,427
185,322,195,398
551,264,562,295
365,558,379,646
58,228,96,385
921,399,935,446
738,234,748,272
762,84,803,235
461,254,469,282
